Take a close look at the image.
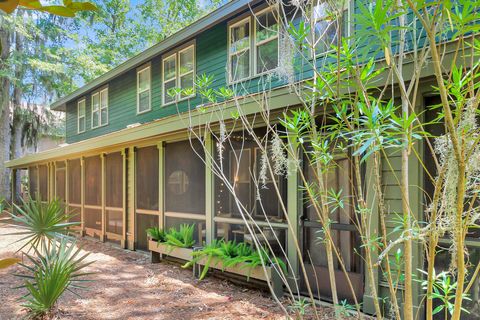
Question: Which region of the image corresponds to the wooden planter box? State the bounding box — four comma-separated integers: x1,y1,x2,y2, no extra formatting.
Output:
148,239,193,262
196,256,283,297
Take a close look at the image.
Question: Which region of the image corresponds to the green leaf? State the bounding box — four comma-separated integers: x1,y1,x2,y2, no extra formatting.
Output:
40,5,76,17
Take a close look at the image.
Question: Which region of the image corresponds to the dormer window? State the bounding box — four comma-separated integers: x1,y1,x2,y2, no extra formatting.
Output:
229,17,251,82
137,65,151,114
91,87,108,128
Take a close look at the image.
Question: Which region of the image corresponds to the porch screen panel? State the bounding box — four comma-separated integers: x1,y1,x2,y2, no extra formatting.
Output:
136,213,158,250
85,156,102,206
38,165,48,201
106,152,123,236
136,146,159,210
106,152,123,208
28,166,38,198
84,207,102,230
55,162,66,201
68,159,81,204
84,156,102,231
165,140,205,214
106,210,123,235
214,129,287,221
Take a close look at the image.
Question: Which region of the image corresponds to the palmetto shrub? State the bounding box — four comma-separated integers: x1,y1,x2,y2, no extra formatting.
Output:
11,196,79,252
16,238,93,318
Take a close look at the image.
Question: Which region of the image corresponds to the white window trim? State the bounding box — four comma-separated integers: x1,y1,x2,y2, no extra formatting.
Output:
162,52,177,106
311,0,350,58
137,65,152,114
228,16,252,84
77,98,86,134
99,88,108,126
178,45,196,101
162,43,196,106
91,92,100,129
253,7,280,77
91,87,108,129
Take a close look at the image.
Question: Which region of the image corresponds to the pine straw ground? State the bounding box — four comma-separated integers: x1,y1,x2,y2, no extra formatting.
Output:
0,217,343,320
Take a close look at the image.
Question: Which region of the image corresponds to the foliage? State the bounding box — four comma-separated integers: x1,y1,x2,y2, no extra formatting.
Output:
0,0,97,16
289,298,311,319
146,227,166,243
15,238,93,318
10,197,79,252
184,239,286,280
164,224,196,248
0,257,21,269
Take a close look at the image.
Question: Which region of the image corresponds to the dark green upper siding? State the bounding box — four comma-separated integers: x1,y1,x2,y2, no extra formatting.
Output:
64,0,459,144
66,19,230,143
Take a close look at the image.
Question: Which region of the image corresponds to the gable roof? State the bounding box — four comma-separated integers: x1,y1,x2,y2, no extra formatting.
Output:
51,0,255,111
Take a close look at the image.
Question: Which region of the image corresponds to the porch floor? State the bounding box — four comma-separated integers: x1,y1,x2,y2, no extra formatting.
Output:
0,220,341,319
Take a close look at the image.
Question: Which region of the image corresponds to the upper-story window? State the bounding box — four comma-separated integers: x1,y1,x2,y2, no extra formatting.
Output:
91,87,108,128
162,44,195,105
312,1,348,54
228,7,279,82
229,17,251,82
255,8,279,74
137,65,151,114
77,98,86,133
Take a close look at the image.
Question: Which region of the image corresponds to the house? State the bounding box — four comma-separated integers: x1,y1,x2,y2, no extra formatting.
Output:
6,0,479,318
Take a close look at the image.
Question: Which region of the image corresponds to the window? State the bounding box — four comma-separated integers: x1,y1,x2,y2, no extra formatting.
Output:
162,44,195,105
312,0,348,54
137,66,151,114
255,9,279,74
77,99,86,133
229,18,251,82
91,88,108,128
228,8,280,82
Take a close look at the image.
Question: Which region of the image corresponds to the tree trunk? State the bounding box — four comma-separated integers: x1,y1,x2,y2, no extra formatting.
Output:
0,16,11,201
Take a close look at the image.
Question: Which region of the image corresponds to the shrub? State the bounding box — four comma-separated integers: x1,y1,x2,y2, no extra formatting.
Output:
10,197,79,252
164,224,195,248
185,239,286,280
16,238,93,318
146,227,166,242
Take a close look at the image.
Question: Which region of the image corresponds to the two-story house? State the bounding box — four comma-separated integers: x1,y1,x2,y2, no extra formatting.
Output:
6,0,479,317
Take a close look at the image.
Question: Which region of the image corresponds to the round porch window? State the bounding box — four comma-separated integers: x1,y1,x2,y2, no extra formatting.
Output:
167,170,189,195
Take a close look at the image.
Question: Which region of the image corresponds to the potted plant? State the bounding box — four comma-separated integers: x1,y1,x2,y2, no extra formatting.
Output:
147,224,196,262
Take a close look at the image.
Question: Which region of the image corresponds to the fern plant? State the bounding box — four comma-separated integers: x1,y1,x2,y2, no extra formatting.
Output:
165,224,196,248
184,239,287,280
146,227,166,242
15,238,93,318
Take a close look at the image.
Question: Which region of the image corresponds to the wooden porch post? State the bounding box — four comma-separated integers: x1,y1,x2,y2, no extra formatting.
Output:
80,157,85,235
286,139,299,290
127,146,136,250
121,149,127,249
157,142,164,231
101,153,106,242
205,133,214,245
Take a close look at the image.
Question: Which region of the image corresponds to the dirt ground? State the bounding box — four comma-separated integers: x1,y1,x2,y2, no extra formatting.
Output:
0,218,340,320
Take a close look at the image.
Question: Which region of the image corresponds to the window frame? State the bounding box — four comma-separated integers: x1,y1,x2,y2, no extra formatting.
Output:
253,7,280,76
162,43,196,106
311,0,350,57
77,98,86,134
228,16,252,84
91,87,109,129
137,64,152,115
